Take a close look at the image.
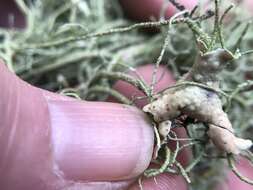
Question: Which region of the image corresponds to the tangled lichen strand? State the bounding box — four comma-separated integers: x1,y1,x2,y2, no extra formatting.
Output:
143,48,252,155
182,48,234,86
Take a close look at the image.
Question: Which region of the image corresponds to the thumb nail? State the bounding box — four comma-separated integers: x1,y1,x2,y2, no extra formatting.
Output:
45,94,154,182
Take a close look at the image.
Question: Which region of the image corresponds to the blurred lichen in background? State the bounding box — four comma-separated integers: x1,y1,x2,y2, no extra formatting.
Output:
0,0,253,190
0,0,196,93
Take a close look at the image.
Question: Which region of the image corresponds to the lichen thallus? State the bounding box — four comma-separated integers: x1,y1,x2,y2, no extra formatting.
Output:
141,0,253,185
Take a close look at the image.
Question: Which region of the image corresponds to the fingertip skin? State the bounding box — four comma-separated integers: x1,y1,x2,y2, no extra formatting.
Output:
0,62,155,189
119,0,175,21
0,62,190,190
225,157,253,190
128,173,188,190
119,0,197,22
47,96,154,181
216,157,253,190
0,62,58,189
0,0,26,28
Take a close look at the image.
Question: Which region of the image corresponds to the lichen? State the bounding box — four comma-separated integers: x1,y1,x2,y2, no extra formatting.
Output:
143,48,252,154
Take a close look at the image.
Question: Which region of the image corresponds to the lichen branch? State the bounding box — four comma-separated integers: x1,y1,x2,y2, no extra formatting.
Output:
227,154,253,185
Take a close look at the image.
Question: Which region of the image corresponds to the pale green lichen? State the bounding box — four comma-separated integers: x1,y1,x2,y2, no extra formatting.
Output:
0,0,253,189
